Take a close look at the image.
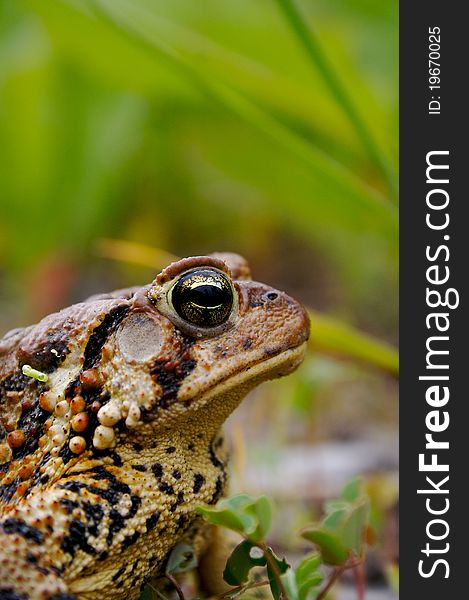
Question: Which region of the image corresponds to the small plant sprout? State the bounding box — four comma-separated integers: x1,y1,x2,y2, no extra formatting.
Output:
22,364,49,383
195,478,374,600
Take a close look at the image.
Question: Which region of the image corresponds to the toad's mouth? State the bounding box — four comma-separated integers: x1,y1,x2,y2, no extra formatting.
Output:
183,341,308,409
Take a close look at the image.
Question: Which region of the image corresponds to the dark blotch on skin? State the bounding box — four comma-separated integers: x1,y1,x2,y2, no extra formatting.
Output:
60,499,79,515
82,501,104,538
0,482,18,503
64,377,81,399
152,463,163,479
61,520,97,557
146,512,160,532
131,465,147,472
88,466,115,481
208,442,224,470
177,515,187,530
193,473,205,493
17,330,70,373
170,491,185,512
89,479,130,503
158,482,174,495
122,531,140,550
92,449,124,467
150,334,196,409
107,509,126,546
90,448,124,467
209,477,224,505
128,495,142,519
243,338,253,350
112,566,127,582
85,468,132,503
83,305,130,370
59,442,76,465
165,446,176,454
172,469,181,479
1,518,43,544
49,594,77,600
58,480,87,495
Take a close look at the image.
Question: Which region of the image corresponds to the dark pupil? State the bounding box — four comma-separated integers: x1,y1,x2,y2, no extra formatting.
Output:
172,270,233,327
187,284,228,307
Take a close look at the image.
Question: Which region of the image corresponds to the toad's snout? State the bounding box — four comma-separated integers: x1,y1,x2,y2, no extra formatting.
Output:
236,280,310,353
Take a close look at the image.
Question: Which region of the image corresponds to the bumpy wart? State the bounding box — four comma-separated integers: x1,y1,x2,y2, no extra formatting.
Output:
0,252,309,600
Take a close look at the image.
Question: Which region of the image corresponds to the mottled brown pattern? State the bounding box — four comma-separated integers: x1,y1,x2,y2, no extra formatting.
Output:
0,253,309,600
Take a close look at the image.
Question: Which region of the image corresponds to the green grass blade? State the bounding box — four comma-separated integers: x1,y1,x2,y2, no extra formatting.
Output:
274,0,398,200
90,0,397,232
308,309,398,376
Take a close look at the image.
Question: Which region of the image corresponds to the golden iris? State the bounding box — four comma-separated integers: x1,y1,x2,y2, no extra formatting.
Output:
171,269,233,327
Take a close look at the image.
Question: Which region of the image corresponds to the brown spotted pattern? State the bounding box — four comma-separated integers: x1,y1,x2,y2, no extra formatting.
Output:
0,254,309,599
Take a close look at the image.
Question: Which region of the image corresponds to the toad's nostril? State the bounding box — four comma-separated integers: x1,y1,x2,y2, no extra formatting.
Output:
265,292,278,301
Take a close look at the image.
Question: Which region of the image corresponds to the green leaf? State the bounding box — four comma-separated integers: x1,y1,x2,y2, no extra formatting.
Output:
297,575,323,600
138,587,164,600
197,505,255,535
198,494,273,540
165,543,198,575
340,477,363,503
295,553,324,600
266,548,290,600
322,507,347,532
245,495,272,541
295,553,322,583
303,477,371,564
223,540,266,586
268,549,290,574
301,528,348,566
138,587,153,600
281,568,299,600
340,500,370,555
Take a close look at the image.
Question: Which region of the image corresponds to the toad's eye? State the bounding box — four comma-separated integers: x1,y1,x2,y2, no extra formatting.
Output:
170,269,234,327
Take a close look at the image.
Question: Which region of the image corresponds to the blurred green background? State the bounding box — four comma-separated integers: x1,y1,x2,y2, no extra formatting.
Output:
0,0,398,595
